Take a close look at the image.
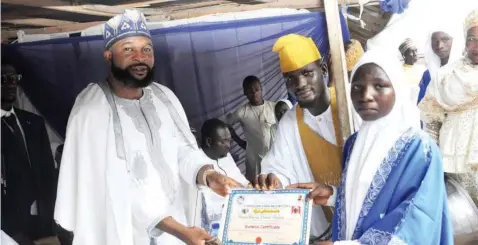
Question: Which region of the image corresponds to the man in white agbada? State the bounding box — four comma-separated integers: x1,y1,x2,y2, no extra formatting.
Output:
190,118,249,231
54,9,241,245
253,34,360,243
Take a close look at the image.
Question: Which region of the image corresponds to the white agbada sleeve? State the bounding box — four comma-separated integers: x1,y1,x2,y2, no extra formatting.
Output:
157,84,216,232
223,153,249,187
261,109,302,187
157,84,208,186
54,85,115,243
1,230,19,245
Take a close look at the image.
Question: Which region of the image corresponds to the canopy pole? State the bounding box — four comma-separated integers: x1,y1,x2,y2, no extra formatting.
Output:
324,0,353,142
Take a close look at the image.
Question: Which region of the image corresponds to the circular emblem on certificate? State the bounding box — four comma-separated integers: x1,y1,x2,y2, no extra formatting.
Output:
237,195,245,205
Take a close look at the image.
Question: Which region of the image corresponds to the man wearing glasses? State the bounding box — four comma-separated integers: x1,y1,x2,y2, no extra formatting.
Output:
1,63,58,245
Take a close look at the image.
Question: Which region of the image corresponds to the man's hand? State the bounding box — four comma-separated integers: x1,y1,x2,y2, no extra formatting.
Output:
286,182,333,205
252,173,283,190
206,171,243,197
158,217,212,245
316,241,333,245
178,226,213,245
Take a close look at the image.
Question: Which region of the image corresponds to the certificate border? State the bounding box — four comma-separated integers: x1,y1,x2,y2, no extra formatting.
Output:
219,189,312,245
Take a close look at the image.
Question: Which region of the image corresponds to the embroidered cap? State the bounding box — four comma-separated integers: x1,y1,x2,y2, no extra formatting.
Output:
398,38,415,55
103,9,151,49
464,8,478,34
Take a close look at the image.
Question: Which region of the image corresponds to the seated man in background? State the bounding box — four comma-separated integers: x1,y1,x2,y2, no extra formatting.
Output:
192,118,249,232
1,63,58,245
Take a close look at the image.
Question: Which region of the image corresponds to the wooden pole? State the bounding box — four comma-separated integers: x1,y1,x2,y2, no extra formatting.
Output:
324,0,353,142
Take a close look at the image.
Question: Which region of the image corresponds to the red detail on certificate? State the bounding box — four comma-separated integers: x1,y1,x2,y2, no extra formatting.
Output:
291,206,301,214
256,237,262,243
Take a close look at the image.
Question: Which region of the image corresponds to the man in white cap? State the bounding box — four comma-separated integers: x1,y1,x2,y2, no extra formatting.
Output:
399,38,426,86
54,9,241,245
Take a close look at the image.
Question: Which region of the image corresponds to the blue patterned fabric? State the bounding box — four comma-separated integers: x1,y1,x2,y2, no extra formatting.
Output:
200,192,211,233
332,128,454,245
417,70,431,104
103,9,151,49
380,0,410,14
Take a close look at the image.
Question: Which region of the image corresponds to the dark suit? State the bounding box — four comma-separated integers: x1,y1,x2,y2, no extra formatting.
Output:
1,107,57,241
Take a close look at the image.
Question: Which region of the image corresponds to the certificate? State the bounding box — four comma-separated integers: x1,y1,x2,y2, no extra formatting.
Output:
218,189,312,245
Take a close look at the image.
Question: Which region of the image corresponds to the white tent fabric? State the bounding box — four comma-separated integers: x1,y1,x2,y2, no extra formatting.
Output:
367,0,478,57
1,230,19,245
83,8,310,36
17,8,310,43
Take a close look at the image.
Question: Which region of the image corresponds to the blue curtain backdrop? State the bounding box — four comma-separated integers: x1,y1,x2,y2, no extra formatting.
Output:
2,12,349,163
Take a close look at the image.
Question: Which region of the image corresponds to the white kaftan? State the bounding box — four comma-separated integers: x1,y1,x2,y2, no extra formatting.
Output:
225,101,276,176
189,152,249,231
261,105,343,238
55,83,207,245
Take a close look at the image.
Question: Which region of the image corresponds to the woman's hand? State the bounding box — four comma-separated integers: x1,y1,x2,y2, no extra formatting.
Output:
286,182,333,205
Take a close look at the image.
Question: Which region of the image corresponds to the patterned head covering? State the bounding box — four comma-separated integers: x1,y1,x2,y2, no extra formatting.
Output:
272,34,321,73
398,38,416,55
345,39,365,72
278,99,293,109
103,9,151,50
464,8,478,35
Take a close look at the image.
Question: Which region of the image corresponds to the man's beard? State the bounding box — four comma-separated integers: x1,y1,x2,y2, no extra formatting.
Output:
110,61,154,88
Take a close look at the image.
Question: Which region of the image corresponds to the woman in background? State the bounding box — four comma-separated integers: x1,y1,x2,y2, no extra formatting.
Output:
417,20,464,104
419,8,478,205
269,99,293,145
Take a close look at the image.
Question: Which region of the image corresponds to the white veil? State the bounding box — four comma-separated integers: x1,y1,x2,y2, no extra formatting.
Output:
424,19,465,79
344,50,421,239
